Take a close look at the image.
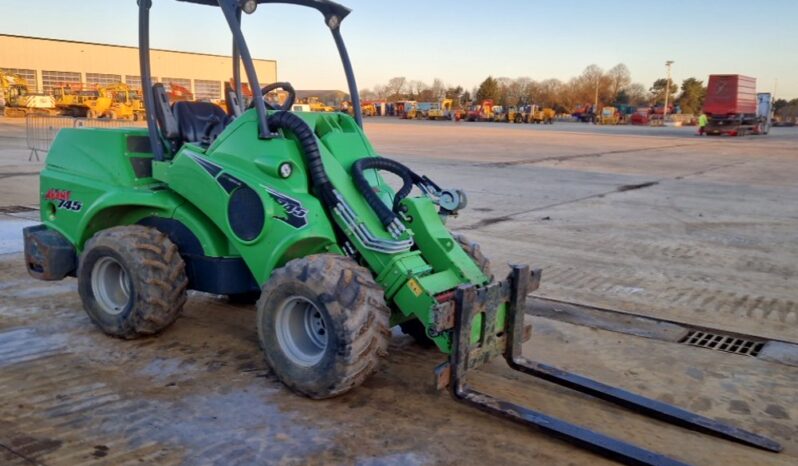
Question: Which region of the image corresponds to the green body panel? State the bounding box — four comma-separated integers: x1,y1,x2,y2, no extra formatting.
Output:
38,110,497,353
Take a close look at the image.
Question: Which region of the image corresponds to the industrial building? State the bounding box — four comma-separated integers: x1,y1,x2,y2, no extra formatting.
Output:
0,34,277,100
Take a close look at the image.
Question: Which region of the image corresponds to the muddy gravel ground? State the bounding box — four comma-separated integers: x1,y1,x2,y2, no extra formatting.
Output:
0,116,796,465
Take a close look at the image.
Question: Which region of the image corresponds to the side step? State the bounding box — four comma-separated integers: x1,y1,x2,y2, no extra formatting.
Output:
435,266,781,465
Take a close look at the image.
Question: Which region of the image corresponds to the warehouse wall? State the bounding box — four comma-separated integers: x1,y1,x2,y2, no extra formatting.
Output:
0,34,276,99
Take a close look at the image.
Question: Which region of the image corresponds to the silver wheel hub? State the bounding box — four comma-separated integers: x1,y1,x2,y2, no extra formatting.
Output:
275,297,328,366
91,256,131,315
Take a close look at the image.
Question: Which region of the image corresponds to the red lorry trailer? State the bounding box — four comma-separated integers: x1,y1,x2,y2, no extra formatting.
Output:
703,74,768,136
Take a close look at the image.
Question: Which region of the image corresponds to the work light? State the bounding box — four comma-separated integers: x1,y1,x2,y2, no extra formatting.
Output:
241,0,257,14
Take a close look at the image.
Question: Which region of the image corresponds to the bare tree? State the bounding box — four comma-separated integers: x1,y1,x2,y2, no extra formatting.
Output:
514,77,535,105
360,88,376,100
406,80,428,99
607,63,631,101
373,84,388,100
537,79,563,108
386,77,407,101
431,78,446,100
624,83,649,106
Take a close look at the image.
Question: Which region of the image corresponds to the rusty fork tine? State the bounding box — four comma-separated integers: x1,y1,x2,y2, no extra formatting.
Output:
440,265,782,466
507,358,782,452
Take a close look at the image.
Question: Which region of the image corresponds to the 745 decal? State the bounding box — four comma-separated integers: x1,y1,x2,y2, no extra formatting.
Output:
56,199,83,212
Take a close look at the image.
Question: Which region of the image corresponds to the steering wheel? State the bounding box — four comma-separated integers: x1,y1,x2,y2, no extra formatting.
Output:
250,82,296,111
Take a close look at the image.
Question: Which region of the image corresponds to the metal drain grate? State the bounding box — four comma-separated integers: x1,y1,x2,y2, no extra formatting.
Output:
0,205,36,214
680,330,764,357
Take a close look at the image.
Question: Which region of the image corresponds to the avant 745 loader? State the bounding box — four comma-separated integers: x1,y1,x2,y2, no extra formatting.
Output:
23,1,781,464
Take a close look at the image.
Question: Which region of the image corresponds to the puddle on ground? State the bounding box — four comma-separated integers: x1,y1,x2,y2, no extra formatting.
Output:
356,452,429,465
87,389,330,465
0,327,71,368
5,282,77,299
0,217,37,254
139,356,202,382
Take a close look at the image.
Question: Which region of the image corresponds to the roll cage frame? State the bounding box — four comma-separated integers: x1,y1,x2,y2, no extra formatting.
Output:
137,0,362,161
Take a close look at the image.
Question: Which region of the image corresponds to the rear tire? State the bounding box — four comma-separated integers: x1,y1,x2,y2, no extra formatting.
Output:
78,226,188,339
257,254,390,399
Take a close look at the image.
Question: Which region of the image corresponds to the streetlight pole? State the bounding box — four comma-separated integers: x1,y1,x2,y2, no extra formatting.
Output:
663,60,674,121
594,76,599,123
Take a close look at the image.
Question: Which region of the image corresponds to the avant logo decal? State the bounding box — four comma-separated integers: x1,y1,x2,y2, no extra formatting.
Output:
45,188,82,212
262,186,308,229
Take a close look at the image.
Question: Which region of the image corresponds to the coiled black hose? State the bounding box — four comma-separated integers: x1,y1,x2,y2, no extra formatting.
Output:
267,111,336,207
351,157,425,228
267,111,432,230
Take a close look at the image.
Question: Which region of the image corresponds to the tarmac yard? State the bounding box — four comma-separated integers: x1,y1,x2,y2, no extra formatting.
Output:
0,116,797,465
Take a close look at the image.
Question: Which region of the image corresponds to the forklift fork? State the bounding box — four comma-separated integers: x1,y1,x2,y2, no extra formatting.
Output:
435,265,781,466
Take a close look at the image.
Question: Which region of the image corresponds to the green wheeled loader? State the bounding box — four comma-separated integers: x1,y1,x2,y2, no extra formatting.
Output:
23,1,781,464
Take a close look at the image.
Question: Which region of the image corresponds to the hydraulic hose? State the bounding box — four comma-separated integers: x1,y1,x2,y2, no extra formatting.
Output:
267,111,336,207
351,157,425,228
267,111,432,234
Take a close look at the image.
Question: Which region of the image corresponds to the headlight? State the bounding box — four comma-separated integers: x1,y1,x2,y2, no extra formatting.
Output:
279,162,293,178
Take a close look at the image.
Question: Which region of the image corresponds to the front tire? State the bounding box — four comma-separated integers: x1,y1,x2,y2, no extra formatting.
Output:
78,226,188,339
257,254,390,399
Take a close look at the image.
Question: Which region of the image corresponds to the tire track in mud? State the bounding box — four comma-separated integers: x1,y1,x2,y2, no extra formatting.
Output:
0,330,264,466
459,161,748,231
480,140,720,167
474,226,798,339
0,172,38,180
538,263,798,339
495,228,798,280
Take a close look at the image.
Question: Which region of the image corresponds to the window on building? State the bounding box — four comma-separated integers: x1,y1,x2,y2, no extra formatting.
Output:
125,76,160,90
194,80,221,101
1,68,38,92
163,78,192,94
125,75,141,90
41,70,81,94
86,73,122,88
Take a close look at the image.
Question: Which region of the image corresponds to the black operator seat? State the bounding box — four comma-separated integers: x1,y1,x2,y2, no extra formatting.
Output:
172,101,229,147
151,83,230,150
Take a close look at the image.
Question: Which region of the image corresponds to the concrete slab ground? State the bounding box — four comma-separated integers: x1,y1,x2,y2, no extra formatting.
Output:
0,116,796,465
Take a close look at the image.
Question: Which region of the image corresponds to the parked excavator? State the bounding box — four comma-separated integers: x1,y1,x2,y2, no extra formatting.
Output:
1,71,57,117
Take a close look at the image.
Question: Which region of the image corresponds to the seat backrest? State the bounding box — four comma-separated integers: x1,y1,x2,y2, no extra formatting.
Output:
172,101,229,147
226,89,242,118
152,83,180,140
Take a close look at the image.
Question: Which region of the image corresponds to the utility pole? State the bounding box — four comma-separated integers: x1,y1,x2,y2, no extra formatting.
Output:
663,60,674,121
594,75,600,123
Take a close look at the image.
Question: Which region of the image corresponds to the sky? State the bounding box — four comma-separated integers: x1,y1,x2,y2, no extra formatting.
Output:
2,0,797,98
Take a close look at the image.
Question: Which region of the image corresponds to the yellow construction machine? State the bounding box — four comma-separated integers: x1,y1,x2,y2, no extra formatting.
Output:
361,101,377,117
1,71,57,117
598,106,621,125
528,105,556,124
426,98,453,120
494,105,521,123
104,83,146,120
303,96,335,112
